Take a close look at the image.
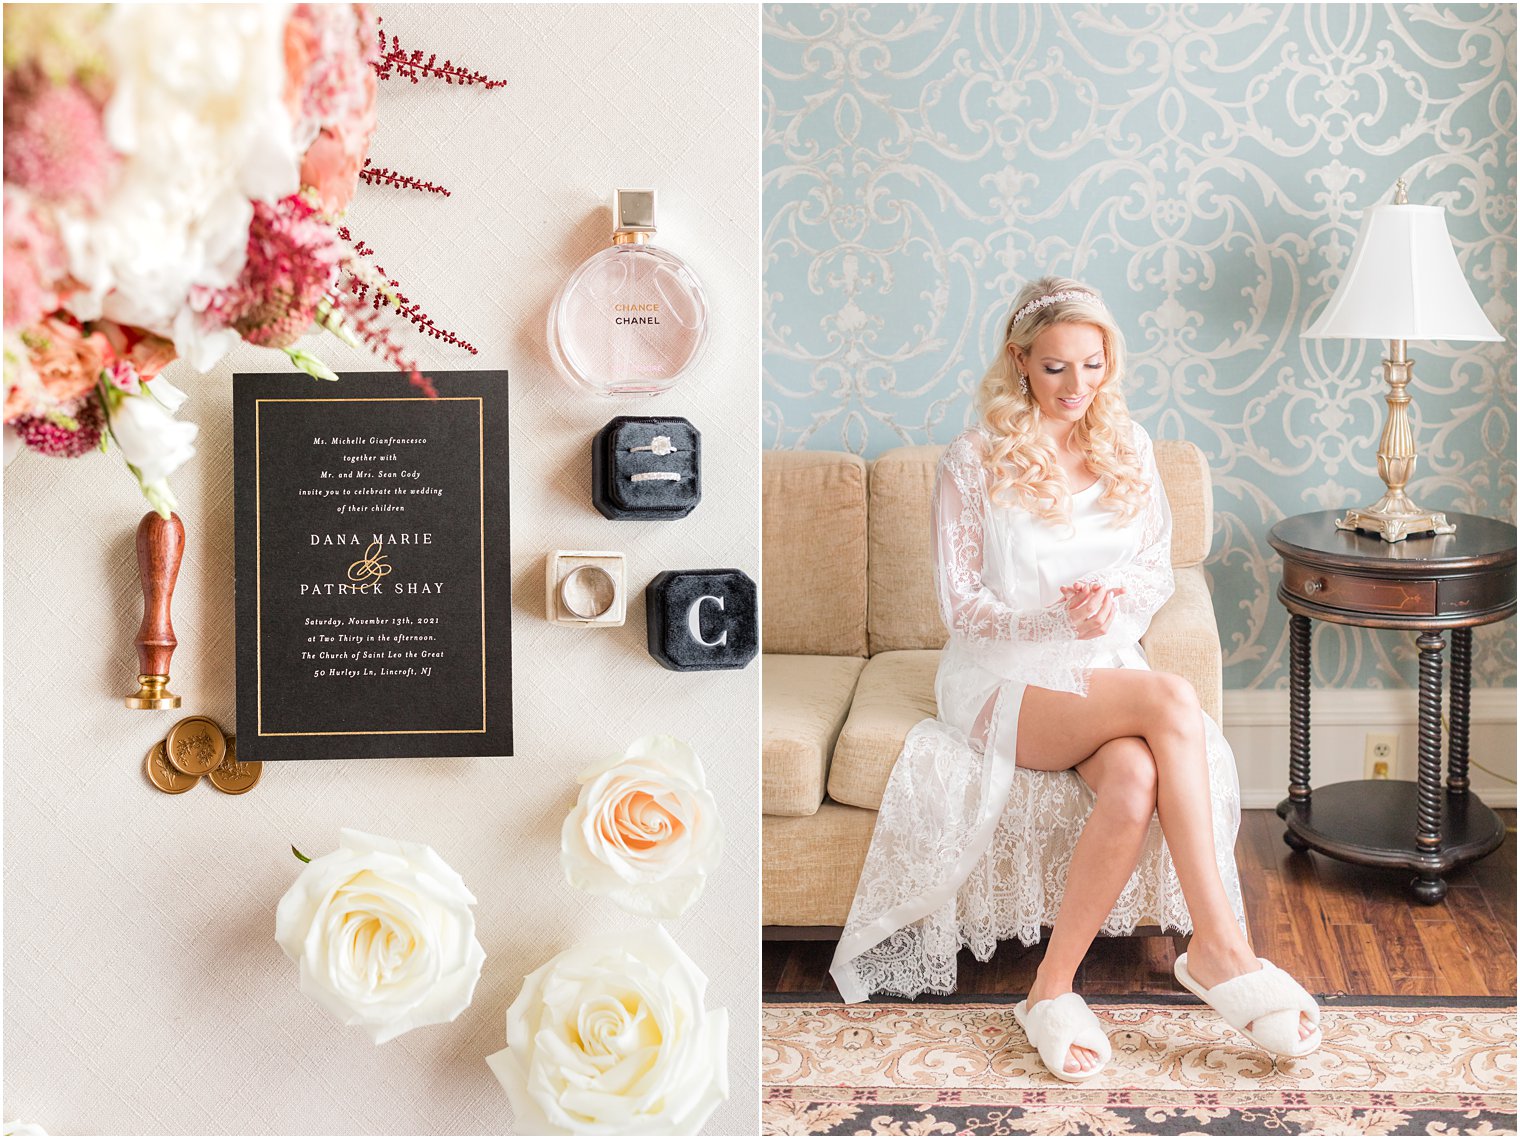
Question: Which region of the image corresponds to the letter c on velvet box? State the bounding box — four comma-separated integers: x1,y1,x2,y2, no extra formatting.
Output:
644,568,757,672
687,594,728,647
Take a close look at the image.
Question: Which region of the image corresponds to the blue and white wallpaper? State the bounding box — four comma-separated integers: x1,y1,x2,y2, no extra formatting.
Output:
763,3,1517,691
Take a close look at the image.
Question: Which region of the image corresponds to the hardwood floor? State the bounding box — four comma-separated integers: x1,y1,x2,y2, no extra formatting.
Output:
764,808,1516,998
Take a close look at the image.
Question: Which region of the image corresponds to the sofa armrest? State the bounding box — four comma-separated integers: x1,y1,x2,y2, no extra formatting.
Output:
1140,564,1223,725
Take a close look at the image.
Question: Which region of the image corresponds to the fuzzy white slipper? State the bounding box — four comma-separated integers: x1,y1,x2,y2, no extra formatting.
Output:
1174,953,1322,1057
1011,991,1112,1082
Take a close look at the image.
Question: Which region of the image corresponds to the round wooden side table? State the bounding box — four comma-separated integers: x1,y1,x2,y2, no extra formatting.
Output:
1268,510,1516,904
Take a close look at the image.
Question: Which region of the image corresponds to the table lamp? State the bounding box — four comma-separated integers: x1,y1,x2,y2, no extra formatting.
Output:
1302,179,1503,542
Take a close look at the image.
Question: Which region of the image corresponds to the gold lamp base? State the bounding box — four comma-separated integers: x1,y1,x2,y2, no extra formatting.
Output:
124,674,181,710
1335,505,1455,544
1339,338,1459,544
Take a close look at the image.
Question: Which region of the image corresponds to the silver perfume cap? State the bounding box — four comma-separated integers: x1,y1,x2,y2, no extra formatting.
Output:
613,189,656,243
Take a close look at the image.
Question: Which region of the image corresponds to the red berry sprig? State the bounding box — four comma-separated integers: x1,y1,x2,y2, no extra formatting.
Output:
337,231,479,355
359,159,452,197
372,18,507,89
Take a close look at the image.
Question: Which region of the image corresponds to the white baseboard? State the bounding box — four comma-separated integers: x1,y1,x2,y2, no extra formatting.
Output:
1222,688,1517,810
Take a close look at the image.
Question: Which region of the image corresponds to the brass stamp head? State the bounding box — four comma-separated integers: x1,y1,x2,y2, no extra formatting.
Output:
125,674,181,710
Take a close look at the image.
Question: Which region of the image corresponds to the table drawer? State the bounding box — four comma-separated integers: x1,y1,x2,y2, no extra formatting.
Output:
1283,564,1437,615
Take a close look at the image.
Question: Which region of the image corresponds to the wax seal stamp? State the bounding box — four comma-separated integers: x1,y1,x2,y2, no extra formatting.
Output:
144,740,198,794
165,715,226,776
124,510,185,710
208,736,261,795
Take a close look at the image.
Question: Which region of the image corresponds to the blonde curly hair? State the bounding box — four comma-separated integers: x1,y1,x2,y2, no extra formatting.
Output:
976,275,1147,528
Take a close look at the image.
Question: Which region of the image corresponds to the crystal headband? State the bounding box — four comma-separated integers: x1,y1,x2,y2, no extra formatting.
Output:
1009,290,1104,329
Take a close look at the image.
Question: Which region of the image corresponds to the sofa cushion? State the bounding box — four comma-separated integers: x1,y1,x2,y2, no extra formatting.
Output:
1154,440,1212,569
867,445,945,654
1141,564,1223,724
763,653,866,817
828,649,940,810
762,800,878,927
763,450,869,657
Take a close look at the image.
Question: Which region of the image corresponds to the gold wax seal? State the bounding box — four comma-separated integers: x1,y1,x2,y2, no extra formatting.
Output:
165,716,226,776
207,736,261,796
144,740,197,794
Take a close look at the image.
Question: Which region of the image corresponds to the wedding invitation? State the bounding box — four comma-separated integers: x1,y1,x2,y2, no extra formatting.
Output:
233,370,512,760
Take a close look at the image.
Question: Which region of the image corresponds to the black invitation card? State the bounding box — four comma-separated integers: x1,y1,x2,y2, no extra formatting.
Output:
233,370,512,760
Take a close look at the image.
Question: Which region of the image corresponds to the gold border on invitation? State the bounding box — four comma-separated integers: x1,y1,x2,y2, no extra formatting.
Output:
255,397,488,737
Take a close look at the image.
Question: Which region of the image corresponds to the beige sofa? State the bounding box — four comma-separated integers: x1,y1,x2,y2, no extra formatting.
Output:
762,441,1221,931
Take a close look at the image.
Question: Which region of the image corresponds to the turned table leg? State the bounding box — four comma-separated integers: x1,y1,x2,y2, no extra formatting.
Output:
1412,630,1447,904
1283,614,1313,851
1448,627,1472,796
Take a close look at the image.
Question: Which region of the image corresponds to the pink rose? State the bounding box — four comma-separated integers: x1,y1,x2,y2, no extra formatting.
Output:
301,124,369,215
2,188,69,331
6,316,111,421
285,4,378,214
97,321,176,384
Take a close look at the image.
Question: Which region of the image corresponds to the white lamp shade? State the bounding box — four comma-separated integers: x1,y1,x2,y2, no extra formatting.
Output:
1302,203,1502,342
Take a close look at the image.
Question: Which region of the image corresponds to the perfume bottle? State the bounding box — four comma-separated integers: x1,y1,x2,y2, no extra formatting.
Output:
548,189,710,396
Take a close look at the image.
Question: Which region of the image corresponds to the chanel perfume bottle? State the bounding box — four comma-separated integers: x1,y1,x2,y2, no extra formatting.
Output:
547,189,710,396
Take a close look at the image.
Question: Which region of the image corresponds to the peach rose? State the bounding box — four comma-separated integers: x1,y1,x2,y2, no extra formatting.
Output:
560,736,725,920
6,316,110,420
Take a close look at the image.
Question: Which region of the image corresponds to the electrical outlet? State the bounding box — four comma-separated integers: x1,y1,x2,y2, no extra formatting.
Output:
1365,733,1397,780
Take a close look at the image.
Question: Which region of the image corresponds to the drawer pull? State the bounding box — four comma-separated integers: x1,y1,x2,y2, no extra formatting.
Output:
1304,578,1324,594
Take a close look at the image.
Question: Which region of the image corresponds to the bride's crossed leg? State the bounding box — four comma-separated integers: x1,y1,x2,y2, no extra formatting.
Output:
978,667,1313,1073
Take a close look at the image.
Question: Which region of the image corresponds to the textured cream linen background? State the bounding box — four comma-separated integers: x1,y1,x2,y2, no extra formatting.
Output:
2,6,760,1134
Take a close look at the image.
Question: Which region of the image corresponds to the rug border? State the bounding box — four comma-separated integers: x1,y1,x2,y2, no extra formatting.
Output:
763,991,1518,1008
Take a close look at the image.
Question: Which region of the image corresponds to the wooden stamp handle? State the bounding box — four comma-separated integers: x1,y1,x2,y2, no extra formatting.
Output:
135,511,184,679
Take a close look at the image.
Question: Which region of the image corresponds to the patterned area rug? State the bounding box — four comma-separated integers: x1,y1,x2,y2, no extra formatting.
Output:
763,994,1517,1135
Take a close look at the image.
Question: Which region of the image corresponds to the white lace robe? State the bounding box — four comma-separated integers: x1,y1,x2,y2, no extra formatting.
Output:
829,422,1246,1003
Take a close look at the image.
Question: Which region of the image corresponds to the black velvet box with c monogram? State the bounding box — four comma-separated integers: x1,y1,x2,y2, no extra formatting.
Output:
591,416,701,520
645,568,758,671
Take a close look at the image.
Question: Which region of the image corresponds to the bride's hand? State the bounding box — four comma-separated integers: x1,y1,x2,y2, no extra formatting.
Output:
1061,582,1125,640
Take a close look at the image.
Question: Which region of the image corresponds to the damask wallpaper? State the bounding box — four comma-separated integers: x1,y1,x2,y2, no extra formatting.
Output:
762,3,1517,690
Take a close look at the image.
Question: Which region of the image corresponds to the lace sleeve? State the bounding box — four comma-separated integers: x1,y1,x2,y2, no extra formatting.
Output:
1082,423,1175,644
932,434,1077,647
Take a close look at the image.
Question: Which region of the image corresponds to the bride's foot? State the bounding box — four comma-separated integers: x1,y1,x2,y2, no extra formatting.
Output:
1183,936,1315,1042
1024,974,1103,1075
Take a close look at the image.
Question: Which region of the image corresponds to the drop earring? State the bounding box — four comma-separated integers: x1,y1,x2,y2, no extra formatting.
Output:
1018,372,1029,396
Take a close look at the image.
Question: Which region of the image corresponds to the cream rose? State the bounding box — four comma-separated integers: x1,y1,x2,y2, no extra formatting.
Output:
560,735,724,920
274,829,486,1045
486,926,728,1135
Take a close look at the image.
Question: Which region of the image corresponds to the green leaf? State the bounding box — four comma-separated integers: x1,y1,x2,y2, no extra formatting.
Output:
284,347,340,382
291,845,311,863
44,409,80,432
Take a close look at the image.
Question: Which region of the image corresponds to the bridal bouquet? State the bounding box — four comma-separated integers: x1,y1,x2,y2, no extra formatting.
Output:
3,5,488,514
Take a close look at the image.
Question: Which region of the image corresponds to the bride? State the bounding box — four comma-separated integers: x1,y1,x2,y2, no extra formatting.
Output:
828,277,1321,1081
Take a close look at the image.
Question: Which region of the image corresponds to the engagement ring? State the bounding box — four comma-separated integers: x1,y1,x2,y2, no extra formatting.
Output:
630,435,677,455
630,471,681,483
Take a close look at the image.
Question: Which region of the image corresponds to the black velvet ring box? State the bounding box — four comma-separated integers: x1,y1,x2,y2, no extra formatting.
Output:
645,568,758,671
592,416,701,520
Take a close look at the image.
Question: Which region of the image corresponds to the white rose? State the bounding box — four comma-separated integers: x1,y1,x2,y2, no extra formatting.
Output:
274,829,486,1045
4,1123,47,1136
109,378,199,487
560,735,724,920
486,926,728,1135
